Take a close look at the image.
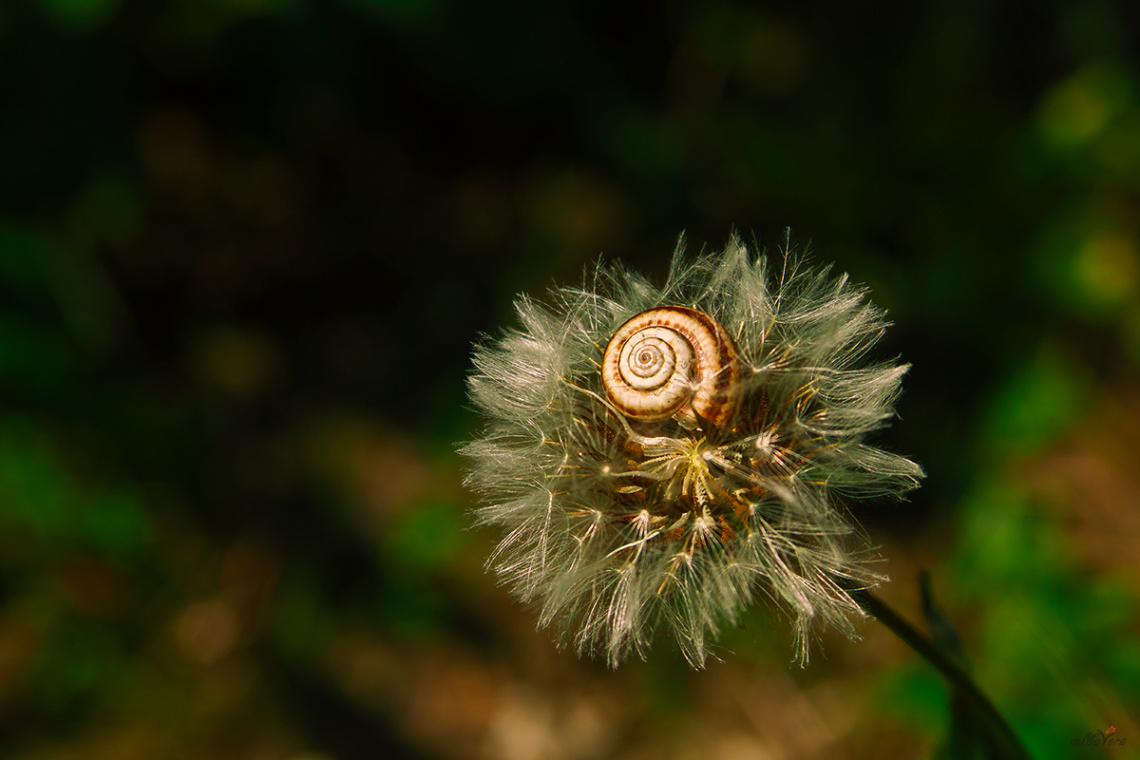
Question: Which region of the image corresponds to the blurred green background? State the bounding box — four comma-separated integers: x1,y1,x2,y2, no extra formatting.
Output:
1,0,1138,758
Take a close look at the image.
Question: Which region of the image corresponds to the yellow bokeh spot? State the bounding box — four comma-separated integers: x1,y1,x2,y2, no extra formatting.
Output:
739,19,807,96
1038,64,1130,150
193,327,279,397
1075,230,1139,308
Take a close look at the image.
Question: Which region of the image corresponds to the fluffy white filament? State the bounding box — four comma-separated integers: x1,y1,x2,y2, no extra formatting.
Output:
462,233,924,667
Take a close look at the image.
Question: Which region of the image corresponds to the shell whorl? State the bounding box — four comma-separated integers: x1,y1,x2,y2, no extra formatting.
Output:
601,306,740,426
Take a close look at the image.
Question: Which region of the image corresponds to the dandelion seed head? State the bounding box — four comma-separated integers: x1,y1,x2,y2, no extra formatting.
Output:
462,233,924,667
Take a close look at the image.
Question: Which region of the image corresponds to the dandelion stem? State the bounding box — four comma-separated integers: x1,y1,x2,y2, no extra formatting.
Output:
848,587,1032,760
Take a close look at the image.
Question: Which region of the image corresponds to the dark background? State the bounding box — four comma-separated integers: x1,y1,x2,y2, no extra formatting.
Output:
0,1,1138,758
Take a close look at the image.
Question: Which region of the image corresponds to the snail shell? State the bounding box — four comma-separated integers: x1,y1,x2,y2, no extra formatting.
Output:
601,306,740,427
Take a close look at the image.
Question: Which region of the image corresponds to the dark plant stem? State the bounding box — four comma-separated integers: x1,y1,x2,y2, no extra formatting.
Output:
848,588,1032,760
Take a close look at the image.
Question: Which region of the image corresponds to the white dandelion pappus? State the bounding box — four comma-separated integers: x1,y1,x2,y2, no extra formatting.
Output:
461,234,924,667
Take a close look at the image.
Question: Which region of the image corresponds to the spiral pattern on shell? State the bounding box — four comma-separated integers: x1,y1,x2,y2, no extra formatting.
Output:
601,306,740,426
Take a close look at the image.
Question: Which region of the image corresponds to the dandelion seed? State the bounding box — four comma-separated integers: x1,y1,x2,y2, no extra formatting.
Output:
461,233,924,667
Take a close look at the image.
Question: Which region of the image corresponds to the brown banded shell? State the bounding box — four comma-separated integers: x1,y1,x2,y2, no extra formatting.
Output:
601,306,740,427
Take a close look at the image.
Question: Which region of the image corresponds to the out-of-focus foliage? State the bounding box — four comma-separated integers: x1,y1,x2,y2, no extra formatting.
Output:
0,0,1138,758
